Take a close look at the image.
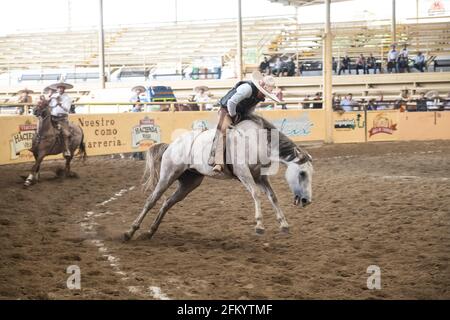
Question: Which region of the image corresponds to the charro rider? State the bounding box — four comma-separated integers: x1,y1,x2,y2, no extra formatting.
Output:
48,81,73,157
210,71,281,172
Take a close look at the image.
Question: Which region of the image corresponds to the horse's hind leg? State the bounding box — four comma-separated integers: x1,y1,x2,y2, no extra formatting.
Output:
258,176,289,234
146,171,204,240
124,167,185,241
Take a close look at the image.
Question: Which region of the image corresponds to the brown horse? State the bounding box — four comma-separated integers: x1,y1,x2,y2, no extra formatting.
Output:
24,97,87,187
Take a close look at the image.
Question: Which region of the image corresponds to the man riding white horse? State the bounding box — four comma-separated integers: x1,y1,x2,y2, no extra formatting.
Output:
210,71,281,172
48,82,73,158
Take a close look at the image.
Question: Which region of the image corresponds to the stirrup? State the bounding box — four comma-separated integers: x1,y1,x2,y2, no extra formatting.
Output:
63,150,71,157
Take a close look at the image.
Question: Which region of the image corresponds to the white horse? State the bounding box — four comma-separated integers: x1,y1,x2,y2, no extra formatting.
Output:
123,115,313,241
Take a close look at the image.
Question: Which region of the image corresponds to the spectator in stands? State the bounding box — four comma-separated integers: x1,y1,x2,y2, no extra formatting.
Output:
398,46,410,73
272,57,283,77
366,98,378,111
338,55,351,75
332,93,341,110
130,86,146,112
340,93,356,111
332,57,337,74
312,92,322,109
194,86,214,110
302,95,312,109
259,57,270,75
400,45,409,60
395,88,411,112
356,54,367,75
413,52,426,72
416,92,428,112
387,45,399,73
15,88,33,115
375,93,389,110
286,57,296,77
366,53,377,74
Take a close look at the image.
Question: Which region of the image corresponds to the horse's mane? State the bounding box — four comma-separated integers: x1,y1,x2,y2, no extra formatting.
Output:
242,113,310,162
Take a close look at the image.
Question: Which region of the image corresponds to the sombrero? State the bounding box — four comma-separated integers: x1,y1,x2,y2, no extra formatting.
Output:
251,71,281,103
194,85,209,92
132,86,146,93
49,82,73,90
425,90,440,100
17,88,34,94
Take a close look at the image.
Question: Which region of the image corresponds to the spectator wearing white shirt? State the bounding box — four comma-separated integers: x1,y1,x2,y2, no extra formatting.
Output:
388,45,399,73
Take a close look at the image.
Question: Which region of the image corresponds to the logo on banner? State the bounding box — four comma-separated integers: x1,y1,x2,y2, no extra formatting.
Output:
335,113,365,130
273,113,313,137
132,117,161,148
369,113,397,137
9,120,37,160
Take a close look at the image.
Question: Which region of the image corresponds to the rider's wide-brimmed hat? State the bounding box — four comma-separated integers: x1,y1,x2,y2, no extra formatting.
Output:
49,82,73,90
17,88,34,94
251,71,281,103
131,85,146,93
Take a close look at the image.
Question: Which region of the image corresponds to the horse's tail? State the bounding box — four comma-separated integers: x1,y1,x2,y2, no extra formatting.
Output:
141,143,169,192
78,132,87,163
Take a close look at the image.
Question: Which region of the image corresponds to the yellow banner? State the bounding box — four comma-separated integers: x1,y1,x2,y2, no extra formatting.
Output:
0,110,325,165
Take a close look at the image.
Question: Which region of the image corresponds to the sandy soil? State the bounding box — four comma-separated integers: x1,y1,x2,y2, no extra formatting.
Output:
0,140,449,300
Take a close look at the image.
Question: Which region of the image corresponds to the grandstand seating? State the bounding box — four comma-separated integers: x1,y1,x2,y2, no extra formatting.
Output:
1,16,449,81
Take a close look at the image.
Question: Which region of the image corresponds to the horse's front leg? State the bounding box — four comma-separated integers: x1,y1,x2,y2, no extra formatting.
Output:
258,176,289,234
65,156,72,177
237,168,264,234
24,154,45,187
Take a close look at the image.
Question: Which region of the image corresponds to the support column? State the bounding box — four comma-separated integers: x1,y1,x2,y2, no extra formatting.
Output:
236,0,243,80
323,0,333,143
98,0,106,89
391,0,397,44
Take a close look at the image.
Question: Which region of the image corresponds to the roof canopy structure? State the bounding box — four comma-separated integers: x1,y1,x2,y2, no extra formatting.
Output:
268,0,348,7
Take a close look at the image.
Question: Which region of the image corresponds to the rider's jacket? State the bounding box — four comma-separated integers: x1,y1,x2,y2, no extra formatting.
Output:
219,81,264,117
49,93,72,117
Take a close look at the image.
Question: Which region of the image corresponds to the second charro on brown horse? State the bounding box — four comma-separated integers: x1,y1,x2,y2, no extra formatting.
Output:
24,97,87,187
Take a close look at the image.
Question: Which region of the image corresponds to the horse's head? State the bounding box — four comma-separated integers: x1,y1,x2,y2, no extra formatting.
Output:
33,96,50,117
285,148,313,207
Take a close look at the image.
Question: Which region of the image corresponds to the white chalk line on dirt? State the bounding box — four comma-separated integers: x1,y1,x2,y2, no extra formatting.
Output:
80,185,170,300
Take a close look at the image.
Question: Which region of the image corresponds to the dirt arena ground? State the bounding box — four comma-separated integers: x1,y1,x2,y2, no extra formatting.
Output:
0,140,449,300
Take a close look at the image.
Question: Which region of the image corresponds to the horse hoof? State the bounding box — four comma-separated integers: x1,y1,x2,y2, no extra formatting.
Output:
280,226,290,234
122,232,132,242
255,227,265,235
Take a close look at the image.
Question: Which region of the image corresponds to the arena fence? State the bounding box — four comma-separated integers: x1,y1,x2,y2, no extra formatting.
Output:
1,106,449,165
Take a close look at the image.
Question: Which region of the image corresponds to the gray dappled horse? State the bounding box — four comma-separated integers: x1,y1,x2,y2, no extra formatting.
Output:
124,115,313,241
24,98,87,187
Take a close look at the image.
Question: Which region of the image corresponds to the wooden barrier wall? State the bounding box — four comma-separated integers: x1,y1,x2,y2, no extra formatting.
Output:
1,110,450,165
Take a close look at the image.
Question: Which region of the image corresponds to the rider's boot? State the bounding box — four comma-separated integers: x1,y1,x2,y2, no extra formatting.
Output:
212,164,223,173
